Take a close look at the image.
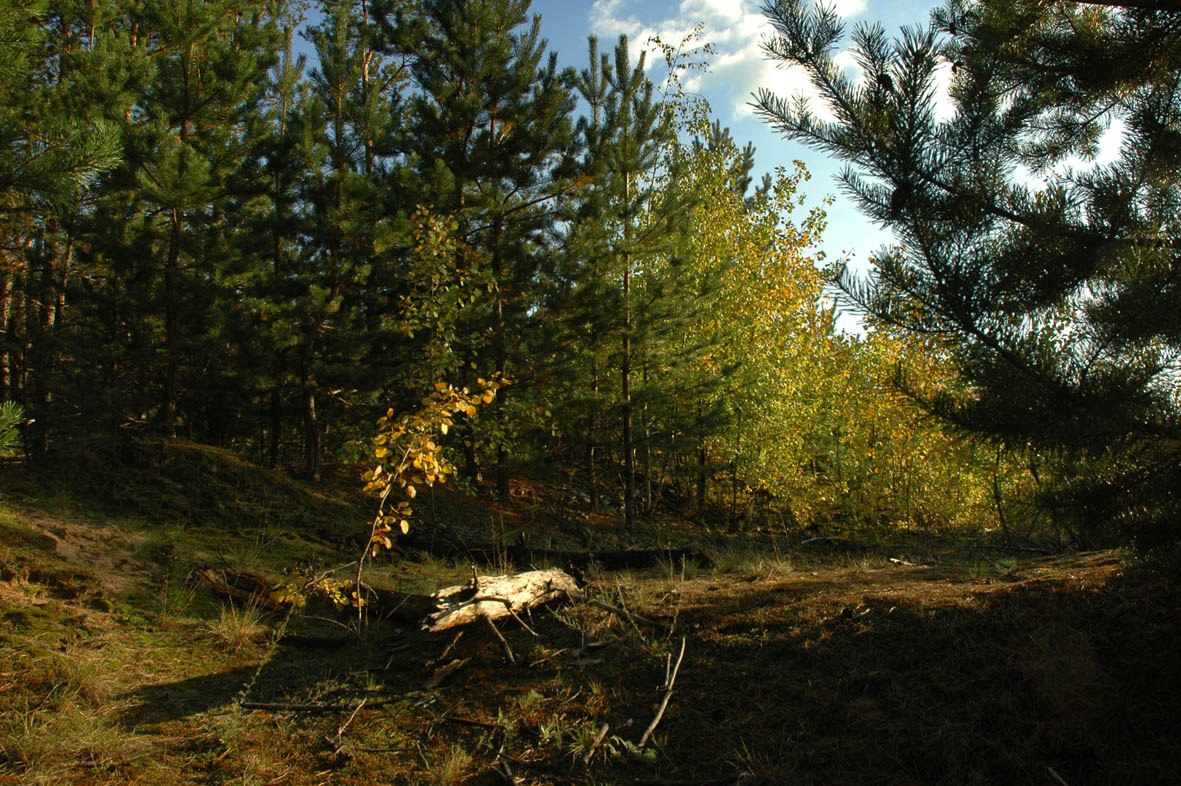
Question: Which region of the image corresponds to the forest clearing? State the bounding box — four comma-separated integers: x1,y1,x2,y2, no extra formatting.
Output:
3,0,1181,783
1,440,1179,785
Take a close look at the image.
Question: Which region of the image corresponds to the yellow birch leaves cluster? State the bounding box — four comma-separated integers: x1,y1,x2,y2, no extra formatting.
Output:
364,376,504,557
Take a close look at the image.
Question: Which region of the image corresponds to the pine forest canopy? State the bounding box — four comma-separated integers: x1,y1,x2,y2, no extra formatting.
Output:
756,0,1181,546
1,0,1164,549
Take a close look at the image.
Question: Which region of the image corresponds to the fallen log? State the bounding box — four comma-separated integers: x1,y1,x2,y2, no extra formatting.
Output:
195,562,580,634
420,568,581,632
192,565,284,609
401,536,713,572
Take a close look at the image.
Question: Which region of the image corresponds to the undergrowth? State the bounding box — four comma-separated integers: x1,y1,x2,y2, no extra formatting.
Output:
0,443,1177,785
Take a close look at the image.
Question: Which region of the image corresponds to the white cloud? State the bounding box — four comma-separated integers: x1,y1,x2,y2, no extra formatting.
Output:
930,58,956,123
678,0,745,28
586,0,878,123
589,0,644,40
830,0,867,18
1096,117,1127,166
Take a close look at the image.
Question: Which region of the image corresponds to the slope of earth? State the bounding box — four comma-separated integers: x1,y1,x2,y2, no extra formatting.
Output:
1,443,1178,786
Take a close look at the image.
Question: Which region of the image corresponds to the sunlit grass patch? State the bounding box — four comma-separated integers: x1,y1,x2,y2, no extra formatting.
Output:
425,743,472,786
206,601,271,653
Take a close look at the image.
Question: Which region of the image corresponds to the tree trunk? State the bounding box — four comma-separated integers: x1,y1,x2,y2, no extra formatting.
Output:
622,241,635,530
303,386,320,482
268,386,282,468
301,333,320,482
25,240,49,459
696,445,708,519
492,217,510,501
162,213,180,437
463,427,481,485
586,413,599,514
0,268,12,398
993,447,1011,543
415,568,580,632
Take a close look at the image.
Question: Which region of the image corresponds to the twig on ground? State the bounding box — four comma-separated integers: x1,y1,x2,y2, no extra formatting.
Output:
425,658,469,689
580,722,610,766
427,630,464,668
639,636,687,749
355,746,417,754
240,700,391,713
478,595,541,637
327,697,367,752
589,598,661,629
632,777,747,786
484,615,516,663
493,759,521,785
528,648,569,668
1047,766,1070,786
444,714,501,729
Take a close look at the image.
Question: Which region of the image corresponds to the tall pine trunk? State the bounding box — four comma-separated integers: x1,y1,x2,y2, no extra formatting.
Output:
162,209,180,437
493,217,510,500
301,329,320,482
268,386,282,468
622,246,635,530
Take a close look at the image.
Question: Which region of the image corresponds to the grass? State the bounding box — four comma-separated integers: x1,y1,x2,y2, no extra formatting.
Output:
425,744,472,786
206,602,271,653
1,445,1179,785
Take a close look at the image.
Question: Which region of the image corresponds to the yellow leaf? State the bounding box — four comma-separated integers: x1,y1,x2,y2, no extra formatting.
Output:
440,422,449,435
399,519,410,534
406,485,417,499
375,447,389,459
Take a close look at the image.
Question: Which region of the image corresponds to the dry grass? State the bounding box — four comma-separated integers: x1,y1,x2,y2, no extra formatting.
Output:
2,455,1179,786
206,602,270,653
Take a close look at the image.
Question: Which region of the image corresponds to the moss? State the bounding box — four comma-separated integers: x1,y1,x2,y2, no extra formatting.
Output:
0,516,57,552
35,435,369,540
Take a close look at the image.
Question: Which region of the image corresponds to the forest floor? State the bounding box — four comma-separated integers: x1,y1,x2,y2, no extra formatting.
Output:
1,438,1179,786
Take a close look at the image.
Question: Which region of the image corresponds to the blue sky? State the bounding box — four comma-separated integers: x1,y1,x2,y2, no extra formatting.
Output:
527,0,942,274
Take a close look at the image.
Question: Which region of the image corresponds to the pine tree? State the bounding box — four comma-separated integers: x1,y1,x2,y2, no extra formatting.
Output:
756,0,1181,546
236,2,311,466
295,0,411,479
110,0,279,437
545,35,616,513
588,35,688,529
0,1,121,211
0,0,121,455
408,0,575,497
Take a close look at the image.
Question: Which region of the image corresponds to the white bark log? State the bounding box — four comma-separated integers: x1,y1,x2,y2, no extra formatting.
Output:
422,568,581,632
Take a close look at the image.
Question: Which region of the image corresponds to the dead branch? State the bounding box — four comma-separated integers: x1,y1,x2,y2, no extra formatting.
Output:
240,700,391,714
484,615,516,664
493,760,522,785
444,714,502,729
327,697,367,752
1047,766,1070,786
192,566,282,609
632,777,752,786
427,631,464,669
588,598,662,629
581,722,610,766
398,534,713,571
425,657,469,690
421,568,580,632
639,636,687,749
